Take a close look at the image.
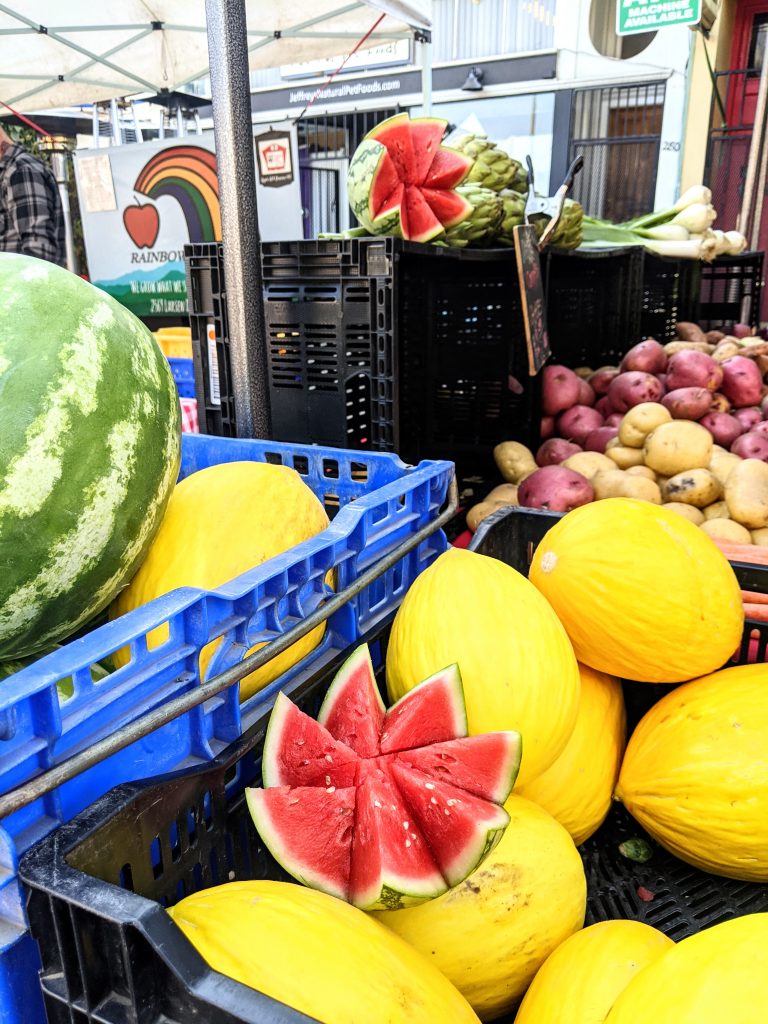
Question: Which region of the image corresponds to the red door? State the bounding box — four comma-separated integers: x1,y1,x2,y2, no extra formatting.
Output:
725,0,768,128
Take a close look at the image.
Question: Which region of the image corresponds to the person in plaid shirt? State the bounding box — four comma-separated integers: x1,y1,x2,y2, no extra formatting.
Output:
0,124,65,266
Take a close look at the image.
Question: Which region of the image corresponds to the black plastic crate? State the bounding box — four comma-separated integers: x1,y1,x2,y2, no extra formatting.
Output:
640,252,701,342
698,251,765,330
543,247,645,368
185,239,539,489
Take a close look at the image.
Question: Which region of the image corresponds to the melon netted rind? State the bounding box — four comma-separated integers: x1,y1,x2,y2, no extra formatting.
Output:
0,253,181,659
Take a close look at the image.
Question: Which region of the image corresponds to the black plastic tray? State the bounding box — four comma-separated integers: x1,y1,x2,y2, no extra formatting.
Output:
18,513,768,1024
471,506,768,937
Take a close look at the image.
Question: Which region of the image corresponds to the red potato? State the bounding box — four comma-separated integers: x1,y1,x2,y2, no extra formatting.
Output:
556,405,604,446
595,395,611,417
748,420,768,439
577,377,596,407
665,350,723,392
604,413,623,428
675,321,707,344
589,366,620,397
732,431,768,461
705,330,726,345
711,392,732,413
540,415,555,440
721,355,764,408
517,466,594,513
733,323,753,339
661,387,712,420
620,338,667,375
542,365,581,416
584,426,620,453
657,373,667,391
607,371,664,414
698,411,744,449
536,438,582,466
761,394,768,417
733,406,763,431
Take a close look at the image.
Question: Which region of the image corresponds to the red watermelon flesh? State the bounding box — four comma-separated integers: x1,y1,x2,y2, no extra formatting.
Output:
262,692,360,789
389,761,510,887
245,785,355,901
404,186,444,243
393,733,521,804
420,187,474,229
246,643,521,910
317,645,384,757
379,664,467,754
357,113,472,240
350,762,445,909
422,146,473,189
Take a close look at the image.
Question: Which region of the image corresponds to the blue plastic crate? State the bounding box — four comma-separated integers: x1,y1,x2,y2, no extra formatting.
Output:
0,432,452,1024
168,356,196,398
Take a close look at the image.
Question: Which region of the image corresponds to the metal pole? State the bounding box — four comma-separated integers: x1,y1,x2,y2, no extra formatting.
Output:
418,30,432,116
50,150,78,274
204,0,272,438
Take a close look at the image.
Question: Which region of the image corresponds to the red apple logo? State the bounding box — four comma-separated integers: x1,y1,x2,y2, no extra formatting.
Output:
123,202,160,248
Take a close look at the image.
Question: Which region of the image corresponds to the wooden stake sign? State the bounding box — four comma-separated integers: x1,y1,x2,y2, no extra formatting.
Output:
513,224,551,375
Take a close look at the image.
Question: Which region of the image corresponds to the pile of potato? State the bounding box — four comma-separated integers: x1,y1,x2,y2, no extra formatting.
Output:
472,405,768,545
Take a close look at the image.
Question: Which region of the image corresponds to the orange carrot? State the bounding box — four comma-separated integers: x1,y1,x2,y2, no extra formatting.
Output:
713,540,768,566
743,603,768,622
741,590,768,606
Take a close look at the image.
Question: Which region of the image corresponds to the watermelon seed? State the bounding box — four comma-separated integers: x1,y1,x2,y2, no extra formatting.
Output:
325,754,333,763
447,799,458,807
430,797,438,805
288,797,300,805
373,800,382,808
295,739,305,746
325,775,331,786
326,786,336,793
402,821,410,829
444,809,451,816
424,782,435,790
299,759,309,766
405,839,412,848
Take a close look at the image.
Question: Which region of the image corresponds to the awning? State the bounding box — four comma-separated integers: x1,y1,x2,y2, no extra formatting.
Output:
0,1,431,113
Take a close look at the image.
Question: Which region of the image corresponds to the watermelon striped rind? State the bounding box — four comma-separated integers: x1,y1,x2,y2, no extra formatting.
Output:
0,254,181,659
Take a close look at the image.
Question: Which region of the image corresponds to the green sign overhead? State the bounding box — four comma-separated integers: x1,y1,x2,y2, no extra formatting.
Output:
616,0,702,35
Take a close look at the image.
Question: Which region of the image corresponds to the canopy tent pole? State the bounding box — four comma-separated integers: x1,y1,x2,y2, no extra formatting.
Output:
417,29,432,115
205,0,272,439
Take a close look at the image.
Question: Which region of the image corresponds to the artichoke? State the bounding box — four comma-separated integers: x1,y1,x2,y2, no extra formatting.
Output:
442,184,504,248
531,198,584,250
448,134,525,193
497,190,526,246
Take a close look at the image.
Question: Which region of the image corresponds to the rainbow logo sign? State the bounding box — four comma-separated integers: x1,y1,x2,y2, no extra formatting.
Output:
128,145,221,246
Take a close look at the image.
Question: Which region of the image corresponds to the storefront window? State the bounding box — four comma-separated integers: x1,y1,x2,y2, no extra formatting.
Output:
410,93,556,190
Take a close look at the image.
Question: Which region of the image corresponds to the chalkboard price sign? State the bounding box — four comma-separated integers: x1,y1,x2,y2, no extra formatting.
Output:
513,224,551,376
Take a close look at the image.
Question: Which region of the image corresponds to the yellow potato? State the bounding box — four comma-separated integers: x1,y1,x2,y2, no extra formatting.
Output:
484,483,519,506
592,470,661,504
466,500,511,533
703,500,729,521
660,469,723,508
562,452,615,480
493,441,537,484
606,445,646,470
643,421,713,476
700,518,753,544
661,502,705,525
618,403,672,448
709,451,741,488
725,458,768,529
752,528,768,547
625,465,656,480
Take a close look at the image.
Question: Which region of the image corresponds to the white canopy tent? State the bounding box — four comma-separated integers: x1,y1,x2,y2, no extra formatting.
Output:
0,1,431,111
0,0,433,437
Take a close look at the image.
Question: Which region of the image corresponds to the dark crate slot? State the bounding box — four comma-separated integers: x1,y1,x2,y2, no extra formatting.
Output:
641,254,701,342
698,251,764,330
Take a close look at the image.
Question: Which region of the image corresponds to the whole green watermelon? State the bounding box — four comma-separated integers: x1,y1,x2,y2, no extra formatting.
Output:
0,254,181,660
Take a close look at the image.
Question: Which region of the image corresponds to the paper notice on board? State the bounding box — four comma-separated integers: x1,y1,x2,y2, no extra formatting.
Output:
77,154,117,213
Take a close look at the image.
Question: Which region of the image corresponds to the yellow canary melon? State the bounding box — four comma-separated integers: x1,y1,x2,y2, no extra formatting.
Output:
169,880,480,1023
111,461,331,700
528,498,743,682
615,662,768,880
517,663,626,844
371,795,586,1021
386,548,580,784
605,913,768,1023
515,919,674,1024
